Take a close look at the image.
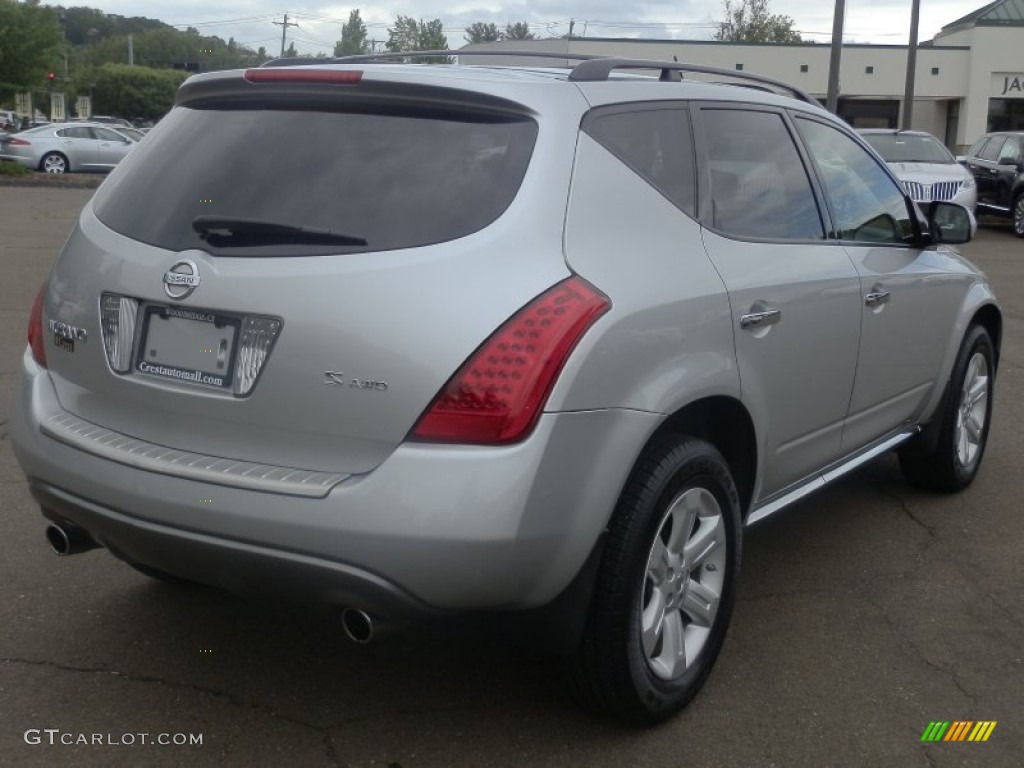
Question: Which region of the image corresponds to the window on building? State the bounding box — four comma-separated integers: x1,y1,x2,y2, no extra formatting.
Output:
735,63,744,71
865,66,874,74
931,67,940,75
800,64,809,73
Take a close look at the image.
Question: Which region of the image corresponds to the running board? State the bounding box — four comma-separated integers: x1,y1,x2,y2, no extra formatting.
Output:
746,430,917,526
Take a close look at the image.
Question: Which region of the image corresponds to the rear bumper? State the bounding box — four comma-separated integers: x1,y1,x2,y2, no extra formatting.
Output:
12,349,660,619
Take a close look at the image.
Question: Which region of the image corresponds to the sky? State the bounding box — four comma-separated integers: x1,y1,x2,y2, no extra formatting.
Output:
66,1,982,56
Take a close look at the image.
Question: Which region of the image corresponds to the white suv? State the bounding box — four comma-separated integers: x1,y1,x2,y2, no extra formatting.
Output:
12,53,1000,724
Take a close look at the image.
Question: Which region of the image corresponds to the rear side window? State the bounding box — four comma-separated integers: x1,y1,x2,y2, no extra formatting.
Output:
585,106,696,216
701,108,824,240
93,106,538,256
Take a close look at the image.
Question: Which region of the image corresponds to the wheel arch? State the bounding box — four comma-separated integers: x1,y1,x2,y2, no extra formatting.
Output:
971,303,1002,371
647,395,758,518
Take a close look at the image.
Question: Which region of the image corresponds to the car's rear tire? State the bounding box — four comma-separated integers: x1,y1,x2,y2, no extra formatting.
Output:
899,324,995,492
568,436,741,725
1013,194,1024,238
40,152,68,174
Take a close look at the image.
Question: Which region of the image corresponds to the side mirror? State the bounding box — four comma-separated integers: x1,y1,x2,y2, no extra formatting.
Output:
927,201,975,245
955,155,966,165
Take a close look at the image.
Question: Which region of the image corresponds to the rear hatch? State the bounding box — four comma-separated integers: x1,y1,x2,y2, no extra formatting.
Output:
41,66,582,474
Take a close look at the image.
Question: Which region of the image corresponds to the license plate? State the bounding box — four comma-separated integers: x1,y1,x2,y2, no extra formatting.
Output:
136,306,240,390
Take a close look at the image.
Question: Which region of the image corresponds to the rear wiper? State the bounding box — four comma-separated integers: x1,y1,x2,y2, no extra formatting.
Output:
192,215,368,247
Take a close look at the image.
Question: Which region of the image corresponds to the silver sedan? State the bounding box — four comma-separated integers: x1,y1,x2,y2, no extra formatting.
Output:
0,121,138,173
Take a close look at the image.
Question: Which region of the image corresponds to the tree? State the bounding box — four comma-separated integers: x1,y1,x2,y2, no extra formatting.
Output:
464,22,500,44
91,63,187,119
504,22,535,41
0,0,63,97
334,9,370,57
386,16,451,63
714,0,802,43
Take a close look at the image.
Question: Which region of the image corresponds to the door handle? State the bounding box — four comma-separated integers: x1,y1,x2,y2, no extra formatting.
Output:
865,289,891,307
739,308,781,329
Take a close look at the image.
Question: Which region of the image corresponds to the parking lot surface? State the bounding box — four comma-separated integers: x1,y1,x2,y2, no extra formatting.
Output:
1,188,1021,767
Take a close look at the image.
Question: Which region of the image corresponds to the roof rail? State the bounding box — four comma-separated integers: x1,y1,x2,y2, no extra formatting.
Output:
568,58,817,104
258,50,817,105
262,50,600,68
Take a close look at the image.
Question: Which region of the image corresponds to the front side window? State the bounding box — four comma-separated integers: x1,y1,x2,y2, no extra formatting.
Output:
979,136,1006,162
585,106,696,216
796,117,915,244
701,109,824,240
92,126,127,142
998,137,1021,164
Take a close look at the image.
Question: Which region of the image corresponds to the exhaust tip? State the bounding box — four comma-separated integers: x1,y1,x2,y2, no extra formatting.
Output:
44,521,99,556
45,523,71,555
341,608,374,644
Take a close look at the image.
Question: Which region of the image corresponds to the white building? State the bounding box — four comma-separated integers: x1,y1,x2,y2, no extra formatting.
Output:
462,0,1024,152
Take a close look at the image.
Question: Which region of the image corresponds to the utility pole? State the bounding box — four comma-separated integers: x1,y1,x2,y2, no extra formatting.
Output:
128,33,134,66
826,0,846,115
901,0,922,129
274,13,298,57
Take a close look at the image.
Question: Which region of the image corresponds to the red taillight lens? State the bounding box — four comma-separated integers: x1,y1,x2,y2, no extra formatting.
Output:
28,282,47,368
9,138,31,146
412,277,610,445
243,68,363,85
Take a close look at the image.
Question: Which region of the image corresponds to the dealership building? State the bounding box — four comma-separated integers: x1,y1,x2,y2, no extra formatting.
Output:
462,0,1024,151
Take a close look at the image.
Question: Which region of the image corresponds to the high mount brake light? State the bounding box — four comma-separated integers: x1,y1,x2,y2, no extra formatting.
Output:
412,277,610,445
28,282,47,368
243,69,363,85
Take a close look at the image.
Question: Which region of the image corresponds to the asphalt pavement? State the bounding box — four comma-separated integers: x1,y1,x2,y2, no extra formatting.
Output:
1,188,1021,767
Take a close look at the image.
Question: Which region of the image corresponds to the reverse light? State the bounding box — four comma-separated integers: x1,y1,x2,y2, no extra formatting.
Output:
412,277,610,445
243,69,363,85
234,316,282,396
100,293,139,373
28,282,47,368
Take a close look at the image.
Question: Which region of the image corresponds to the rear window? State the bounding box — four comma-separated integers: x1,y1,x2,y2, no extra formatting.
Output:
93,105,538,256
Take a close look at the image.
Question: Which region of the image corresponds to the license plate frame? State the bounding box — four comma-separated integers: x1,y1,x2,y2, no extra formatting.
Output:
135,305,241,390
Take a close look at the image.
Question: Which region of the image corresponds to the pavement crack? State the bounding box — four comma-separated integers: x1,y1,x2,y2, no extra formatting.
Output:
881,488,937,539
0,657,337,737
861,602,980,704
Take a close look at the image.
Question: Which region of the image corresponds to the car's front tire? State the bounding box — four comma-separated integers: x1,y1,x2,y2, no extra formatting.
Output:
1013,194,1024,238
568,436,741,724
900,324,995,491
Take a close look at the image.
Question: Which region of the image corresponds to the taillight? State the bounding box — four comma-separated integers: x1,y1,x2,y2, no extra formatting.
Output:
8,138,30,146
243,69,363,85
412,277,610,445
28,282,47,368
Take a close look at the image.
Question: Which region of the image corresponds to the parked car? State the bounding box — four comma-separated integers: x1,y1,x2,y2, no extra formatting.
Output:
860,129,977,212
85,115,134,129
961,131,1024,237
0,122,137,173
11,54,1000,725
0,109,18,131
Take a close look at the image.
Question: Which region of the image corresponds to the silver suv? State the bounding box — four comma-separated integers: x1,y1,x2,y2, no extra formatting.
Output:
11,54,1000,724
